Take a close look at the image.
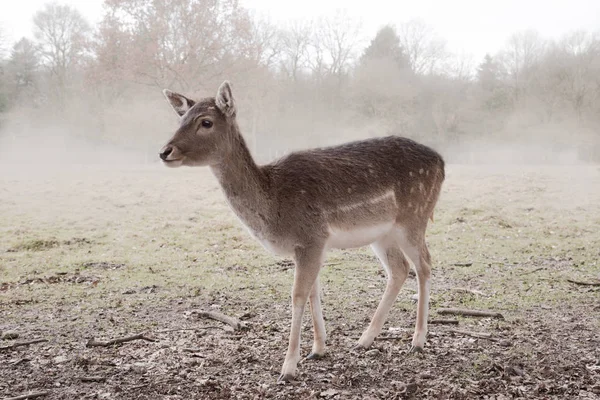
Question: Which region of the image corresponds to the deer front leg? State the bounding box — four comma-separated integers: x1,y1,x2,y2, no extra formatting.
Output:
279,245,323,382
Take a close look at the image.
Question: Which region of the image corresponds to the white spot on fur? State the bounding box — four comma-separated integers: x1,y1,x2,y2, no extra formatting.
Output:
410,187,415,194
426,170,430,176
419,182,425,193
407,202,412,208
419,168,424,174
336,191,396,214
409,171,414,177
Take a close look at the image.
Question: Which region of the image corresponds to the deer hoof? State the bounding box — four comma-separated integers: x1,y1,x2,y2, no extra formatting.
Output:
351,344,367,352
408,345,424,354
306,352,325,360
277,373,296,383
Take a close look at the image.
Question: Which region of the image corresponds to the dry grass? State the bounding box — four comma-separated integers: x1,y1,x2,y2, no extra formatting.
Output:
1,163,599,399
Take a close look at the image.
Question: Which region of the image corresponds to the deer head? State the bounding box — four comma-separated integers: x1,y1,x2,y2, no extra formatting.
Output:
159,81,237,167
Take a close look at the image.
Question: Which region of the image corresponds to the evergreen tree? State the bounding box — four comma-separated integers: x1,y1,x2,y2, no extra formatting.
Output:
477,54,500,91
360,25,410,70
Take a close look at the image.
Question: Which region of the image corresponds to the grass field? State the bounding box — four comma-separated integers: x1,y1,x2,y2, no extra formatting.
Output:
1,162,599,399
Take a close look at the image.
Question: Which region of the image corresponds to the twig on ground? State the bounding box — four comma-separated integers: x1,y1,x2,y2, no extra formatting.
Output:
430,319,459,325
11,358,31,366
437,308,504,319
449,287,486,296
189,310,245,331
157,326,223,333
3,391,50,400
182,348,205,353
128,384,148,390
452,262,473,267
375,336,404,341
324,262,342,267
567,278,600,286
86,333,156,347
0,339,47,351
80,376,106,383
519,267,545,276
448,329,498,341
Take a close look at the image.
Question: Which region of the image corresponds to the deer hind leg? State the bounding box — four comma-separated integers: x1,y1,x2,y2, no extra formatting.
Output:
397,231,432,353
306,277,326,359
279,245,324,382
355,233,411,349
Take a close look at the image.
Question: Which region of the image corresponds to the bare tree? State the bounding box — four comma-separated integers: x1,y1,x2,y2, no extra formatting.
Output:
33,2,91,87
397,19,447,75
0,24,7,60
242,16,282,69
498,30,546,101
100,0,256,91
554,31,600,121
279,19,312,81
313,10,363,80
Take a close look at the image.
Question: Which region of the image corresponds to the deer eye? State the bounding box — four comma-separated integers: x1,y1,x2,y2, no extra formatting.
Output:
201,119,213,128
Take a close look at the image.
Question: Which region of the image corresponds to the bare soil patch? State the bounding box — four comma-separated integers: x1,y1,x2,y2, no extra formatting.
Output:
1,164,599,399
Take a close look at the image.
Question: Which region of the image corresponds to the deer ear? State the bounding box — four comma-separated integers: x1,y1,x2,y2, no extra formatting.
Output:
215,81,236,117
163,89,195,117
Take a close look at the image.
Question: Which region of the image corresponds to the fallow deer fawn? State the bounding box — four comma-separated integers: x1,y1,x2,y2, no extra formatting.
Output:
159,81,445,382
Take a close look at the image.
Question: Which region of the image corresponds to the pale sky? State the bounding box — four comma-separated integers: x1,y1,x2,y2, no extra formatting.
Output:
1,0,599,62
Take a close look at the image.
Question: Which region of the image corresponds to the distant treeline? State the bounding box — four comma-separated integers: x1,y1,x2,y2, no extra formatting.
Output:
1,1,599,163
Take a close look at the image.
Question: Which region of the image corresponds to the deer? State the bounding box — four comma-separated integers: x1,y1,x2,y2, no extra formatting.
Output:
159,81,445,382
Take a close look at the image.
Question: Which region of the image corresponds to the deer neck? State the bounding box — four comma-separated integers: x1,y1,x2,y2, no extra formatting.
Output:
210,125,271,229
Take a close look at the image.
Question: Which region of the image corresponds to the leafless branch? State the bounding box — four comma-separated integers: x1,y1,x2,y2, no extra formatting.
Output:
157,326,224,333
520,267,545,276
375,335,403,341
448,329,497,341
80,376,106,382
430,319,459,325
0,339,48,351
567,278,600,286
437,308,504,319
449,287,486,296
3,391,50,400
188,310,246,331
86,333,157,347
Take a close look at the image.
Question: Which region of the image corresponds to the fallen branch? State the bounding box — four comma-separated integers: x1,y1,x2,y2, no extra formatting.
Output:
519,267,545,276
452,262,473,267
429,319,459,325
375,336,403,341
182,348,205,353
0,339,47,351
567,278,600,286
448,329,497,341
3,391,50,400
437,308,504,319
86,333,156,348
324,262,342,267
157,326,223,334
189,310,245,331
450,287,486,296
80,376,106,383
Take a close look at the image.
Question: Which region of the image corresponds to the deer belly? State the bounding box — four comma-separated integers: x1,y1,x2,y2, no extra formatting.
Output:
326,222,394,250
257,237,293,257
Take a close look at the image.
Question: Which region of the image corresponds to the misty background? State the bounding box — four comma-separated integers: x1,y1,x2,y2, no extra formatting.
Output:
0,0,599,166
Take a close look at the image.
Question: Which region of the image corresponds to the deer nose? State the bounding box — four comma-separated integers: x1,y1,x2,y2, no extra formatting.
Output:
159,146,173,161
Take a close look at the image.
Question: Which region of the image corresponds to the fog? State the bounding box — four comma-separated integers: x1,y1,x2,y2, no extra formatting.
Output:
1,2,599,169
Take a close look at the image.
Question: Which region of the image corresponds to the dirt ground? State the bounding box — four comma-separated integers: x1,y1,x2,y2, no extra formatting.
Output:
1,163,599,399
